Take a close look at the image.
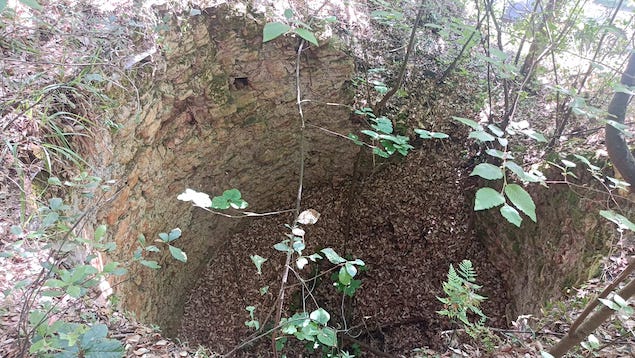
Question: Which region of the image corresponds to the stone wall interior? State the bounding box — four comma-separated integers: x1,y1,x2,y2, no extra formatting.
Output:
95,6,357,334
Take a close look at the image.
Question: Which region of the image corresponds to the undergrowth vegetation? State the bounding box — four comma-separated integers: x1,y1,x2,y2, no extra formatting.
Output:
1,0,635,357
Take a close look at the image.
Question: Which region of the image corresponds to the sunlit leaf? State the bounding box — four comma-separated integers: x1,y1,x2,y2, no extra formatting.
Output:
294,27,318,46
520,129,547,142
94,224,107,241
500,204,522,227
310,308,331,325
250,254,267,274
474,187,505,211
321,248,346,264
470,163,503,180
339,266,352,285
505,184,536,222
273,241,291,252
140,260,161,269
599,210,635,231
415,129,449,139
178,188,212,208
469,130,496,142
452,116,483,130
371,117,393,134
296,256,308,269
317,327,337,347
19,0,43,10
168,245,187,262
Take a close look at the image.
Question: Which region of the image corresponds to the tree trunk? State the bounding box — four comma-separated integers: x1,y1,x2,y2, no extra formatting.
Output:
548,277,635,357
605,52,635,189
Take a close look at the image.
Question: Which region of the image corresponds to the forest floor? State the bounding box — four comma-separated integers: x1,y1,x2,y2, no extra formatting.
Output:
1,1,635,357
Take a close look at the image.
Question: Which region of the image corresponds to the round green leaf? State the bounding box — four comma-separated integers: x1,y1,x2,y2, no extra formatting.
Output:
317,327,337,347
504,184,536,222
500,204,522,227
310,308,330,325
211,196,230,210
470,163,503,180
263,22,290,43
474,187,505,211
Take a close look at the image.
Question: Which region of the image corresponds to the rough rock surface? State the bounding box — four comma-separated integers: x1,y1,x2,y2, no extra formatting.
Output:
94,5,358,334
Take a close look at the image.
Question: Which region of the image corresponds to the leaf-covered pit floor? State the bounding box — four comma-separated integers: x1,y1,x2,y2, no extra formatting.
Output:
178,139,511,356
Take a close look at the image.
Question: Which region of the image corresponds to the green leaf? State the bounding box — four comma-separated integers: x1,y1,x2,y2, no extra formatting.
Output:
361,129,380,139
321,248,346,264
18,0,43,10
49,197,63,210
283,8,293,19
168,245,187,262
613,294,628,307
415,129,449,139
339,266,352,285
263,22,290,43
45,278,66,288
470,163,503,180
167,228,182,242
500,204,522,227
145,245,160,252
66,285,82,298
317,327,337,347
310,308,331,325
94,225,107,241
273,241,291,252
504,184,536,222
0,1,8,13
140,260,161,269
485,148,513,159
373,147,390,158
42,211,59,228
474,187,505,211
599,210,635,231
223,189,242,201
158,232,169,242
452,116,482,130
504,161,525,178
561,159,576,168
292,240,305,253
347,133,363,145
250,254,267,274
211,195,230,210
294,27,318,46
344,262,357,277
598,297,620,310
371,117,393,134
520,129,547,142
259,285,269,295
574,154,600,171
487,124,504,137
469,130,496,142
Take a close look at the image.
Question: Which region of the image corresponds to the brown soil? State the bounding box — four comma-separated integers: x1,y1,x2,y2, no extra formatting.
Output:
178,133,511,356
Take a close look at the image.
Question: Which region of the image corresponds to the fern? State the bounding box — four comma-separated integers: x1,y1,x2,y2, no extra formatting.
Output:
437,259,488,330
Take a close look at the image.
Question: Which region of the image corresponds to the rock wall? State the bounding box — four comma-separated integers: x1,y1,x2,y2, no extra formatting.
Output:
475,169,617,320
93,5,357,334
